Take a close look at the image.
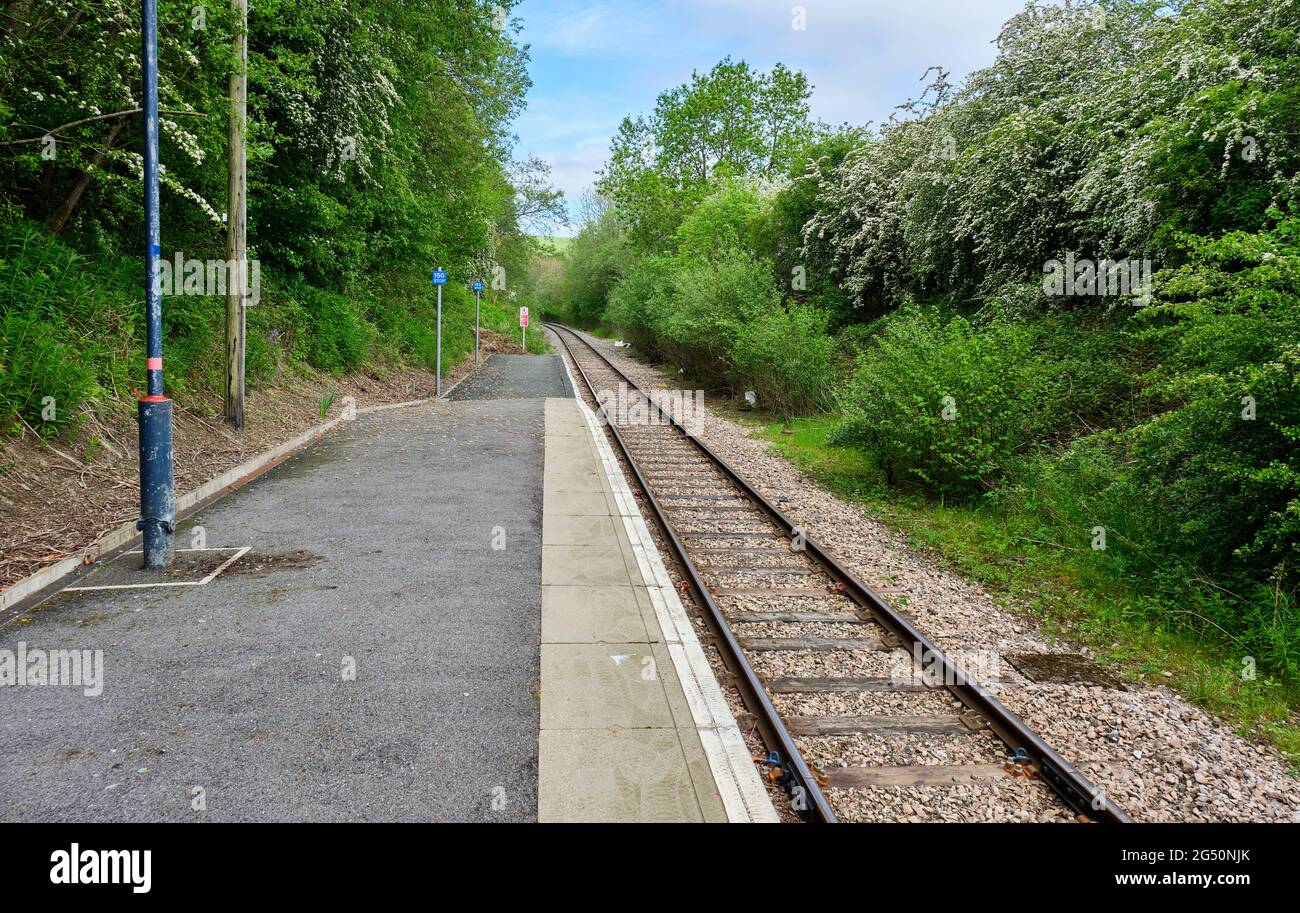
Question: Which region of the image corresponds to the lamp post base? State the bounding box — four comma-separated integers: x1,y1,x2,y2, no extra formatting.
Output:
137,395,175,570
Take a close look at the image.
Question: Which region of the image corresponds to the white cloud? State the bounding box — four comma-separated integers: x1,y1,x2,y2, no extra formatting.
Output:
520,135,610,227
679,0,1029,125
525,0,713,58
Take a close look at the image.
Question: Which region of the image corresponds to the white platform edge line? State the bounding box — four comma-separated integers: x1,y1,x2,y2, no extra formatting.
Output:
552,344,777,824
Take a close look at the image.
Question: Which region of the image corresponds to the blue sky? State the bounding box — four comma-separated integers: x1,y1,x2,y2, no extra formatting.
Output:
511,0,1030,233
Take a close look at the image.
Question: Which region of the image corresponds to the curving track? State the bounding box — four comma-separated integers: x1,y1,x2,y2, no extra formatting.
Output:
548,322,1132,824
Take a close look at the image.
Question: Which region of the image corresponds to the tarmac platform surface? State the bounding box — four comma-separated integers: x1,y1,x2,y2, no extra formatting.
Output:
447,353,570,400
0,397,545,821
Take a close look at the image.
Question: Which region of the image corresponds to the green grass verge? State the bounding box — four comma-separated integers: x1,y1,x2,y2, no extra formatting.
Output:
742,412,1300,767
533,235,573,255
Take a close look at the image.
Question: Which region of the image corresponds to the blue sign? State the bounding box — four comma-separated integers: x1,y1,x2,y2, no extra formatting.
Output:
431,268,447,286
472,280,484,292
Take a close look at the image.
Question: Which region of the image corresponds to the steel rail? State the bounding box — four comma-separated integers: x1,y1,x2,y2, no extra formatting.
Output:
549,323,837,822
549,323,1132,824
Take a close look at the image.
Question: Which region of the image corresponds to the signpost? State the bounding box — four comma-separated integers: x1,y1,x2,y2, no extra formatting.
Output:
432,267,447,396
519,306,529,352
138,0,175,570
472,279,484,364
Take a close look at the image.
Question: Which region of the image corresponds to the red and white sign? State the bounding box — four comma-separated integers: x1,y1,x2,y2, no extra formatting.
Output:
519,306,529,328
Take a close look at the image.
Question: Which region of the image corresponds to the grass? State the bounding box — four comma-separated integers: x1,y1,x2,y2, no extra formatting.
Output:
478,296,551,355
743,412,1300,767
534,235,573,255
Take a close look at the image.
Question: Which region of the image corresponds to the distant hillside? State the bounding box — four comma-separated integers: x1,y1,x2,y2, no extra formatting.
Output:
535,236,574,255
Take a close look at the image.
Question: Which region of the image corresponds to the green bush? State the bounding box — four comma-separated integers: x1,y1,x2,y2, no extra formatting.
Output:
994,427,1300,682
0,219,122,426
832,307,1071,493
1127,215,1300,583
673,179,765,261
729,302,835,416
655,251,768,384
832,322,876,361
561,210,625,326
604,254,675,355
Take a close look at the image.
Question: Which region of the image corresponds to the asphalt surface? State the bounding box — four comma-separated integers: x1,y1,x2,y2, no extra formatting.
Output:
448,354,571,400
0,390,553,821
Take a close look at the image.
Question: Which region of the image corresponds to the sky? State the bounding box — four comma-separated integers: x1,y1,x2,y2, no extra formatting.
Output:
511,0,1031,234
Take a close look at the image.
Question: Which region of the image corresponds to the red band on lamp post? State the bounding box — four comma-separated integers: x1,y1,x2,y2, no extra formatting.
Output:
146,357,163,370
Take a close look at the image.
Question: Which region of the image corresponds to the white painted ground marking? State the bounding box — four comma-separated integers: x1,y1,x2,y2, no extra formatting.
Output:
554,341,778,823
65,546,251,592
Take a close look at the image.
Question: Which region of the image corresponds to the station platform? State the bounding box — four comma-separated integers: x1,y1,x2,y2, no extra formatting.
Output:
539,396,773,822
0,353,773,823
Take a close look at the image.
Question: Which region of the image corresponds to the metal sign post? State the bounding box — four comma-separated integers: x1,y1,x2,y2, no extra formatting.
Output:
137,0,174,570
472,279,484,364
432,267,447,396
520,306,529,352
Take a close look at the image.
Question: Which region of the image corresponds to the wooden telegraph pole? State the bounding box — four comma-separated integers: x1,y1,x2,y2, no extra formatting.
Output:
224,0,248,429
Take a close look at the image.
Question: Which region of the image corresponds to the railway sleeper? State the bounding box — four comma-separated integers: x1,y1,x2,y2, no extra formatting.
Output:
785,712,989,736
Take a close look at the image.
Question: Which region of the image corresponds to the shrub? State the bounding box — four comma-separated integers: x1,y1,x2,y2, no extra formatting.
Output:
673,179,765,261
655,249,779,388
995,430,1300,682
729,302,835,416
604,254,675,355
292,284,375,373
1127,216,1300,583
561,210,625,326
832,307,1068,494
0,219,116,427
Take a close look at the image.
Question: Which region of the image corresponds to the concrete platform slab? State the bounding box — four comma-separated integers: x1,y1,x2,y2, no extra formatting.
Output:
538,729,705,823
542,515,618,547
543,470,603,494
541,585,650,644
537,393,778,823
540,643,673,729
541,544,632,587
543,489,614,517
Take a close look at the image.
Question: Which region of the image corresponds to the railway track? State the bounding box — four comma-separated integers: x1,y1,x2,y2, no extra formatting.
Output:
548,322,1132,824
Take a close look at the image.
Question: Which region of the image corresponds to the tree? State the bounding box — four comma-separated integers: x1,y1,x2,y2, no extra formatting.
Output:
598,58,813,252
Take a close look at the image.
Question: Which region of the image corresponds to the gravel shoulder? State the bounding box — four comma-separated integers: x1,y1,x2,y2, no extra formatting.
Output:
570,327,1300,823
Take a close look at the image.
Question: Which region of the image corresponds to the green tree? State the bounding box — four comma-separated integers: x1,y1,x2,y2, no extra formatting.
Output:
598,58,813,253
